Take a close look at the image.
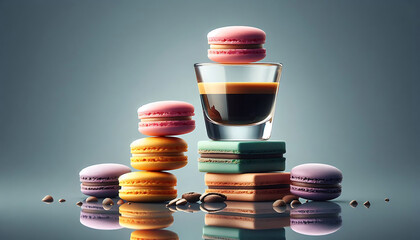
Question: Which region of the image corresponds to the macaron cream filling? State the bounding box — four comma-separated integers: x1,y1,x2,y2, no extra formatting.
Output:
210,44,263,49
291,181,341,189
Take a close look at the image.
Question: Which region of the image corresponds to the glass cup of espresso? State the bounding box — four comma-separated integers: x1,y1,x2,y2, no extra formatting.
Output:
194,63,282,140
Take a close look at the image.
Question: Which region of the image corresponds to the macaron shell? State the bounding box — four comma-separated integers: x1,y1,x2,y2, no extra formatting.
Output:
131,155,188,171
291,217,342,236
138,120,195,136
207,26,266,44
138,101,195,119
208,48,266,63
205,213,290,230
80,184,120,197
290,185,341,201
290,163,343,185
80,211,122,230
119,171,177,187
119,188,177,202
79,163,131,183
131,137,188,154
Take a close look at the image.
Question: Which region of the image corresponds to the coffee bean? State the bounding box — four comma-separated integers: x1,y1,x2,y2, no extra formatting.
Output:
273,199,286,207
127,202,132,205
200,203,227,213
76,201,83,207
182,192,202,203
58,199,66,203
102,198,114,205
42,195,53,203
86,196,98,202
350,200,358,208
363,201,371,208
176,199,188,206
200,193,227,203
282,195,299,204
290,200,301,208
166,198,180,207
385,198,390,202
117,199,125,205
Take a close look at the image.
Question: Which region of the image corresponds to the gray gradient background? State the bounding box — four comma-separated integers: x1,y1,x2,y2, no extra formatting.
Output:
0,0,419,239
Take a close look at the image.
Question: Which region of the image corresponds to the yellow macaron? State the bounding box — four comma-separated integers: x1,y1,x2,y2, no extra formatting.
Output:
119,171,177,202
119,203,174,230
130,137,188,171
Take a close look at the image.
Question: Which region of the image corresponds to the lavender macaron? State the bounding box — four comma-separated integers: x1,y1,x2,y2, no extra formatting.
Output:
79,163,131,197
290,163,342,201
80,200,122,230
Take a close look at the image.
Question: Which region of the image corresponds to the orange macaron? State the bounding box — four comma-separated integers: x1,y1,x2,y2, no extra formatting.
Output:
131,230,179,240
119,171,177,202
130,137,188,171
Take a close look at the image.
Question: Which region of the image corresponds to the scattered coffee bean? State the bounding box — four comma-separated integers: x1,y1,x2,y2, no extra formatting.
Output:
86,196,98,202
350,200,358,208
42,195,53,203
76,201,83,207
273,199,286,207
127,202,132,205
273,206,287,214
363,201,371,208
103,204,113,210
290,200,301,208
117,199,125,205
385,198,390,202
200,193,227,203
102,198,114,205
282,195,299,204
58,199,66,203
200,203,227,213
166,198,180,207
182,192,202,203
176,199,188,206
305,200,309,203
167,206,177,213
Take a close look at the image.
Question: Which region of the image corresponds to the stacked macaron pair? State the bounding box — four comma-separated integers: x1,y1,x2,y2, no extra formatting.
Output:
118,101,195,203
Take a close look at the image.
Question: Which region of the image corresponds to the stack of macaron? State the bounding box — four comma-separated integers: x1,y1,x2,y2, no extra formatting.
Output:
198,141,290,201
119,101,195,202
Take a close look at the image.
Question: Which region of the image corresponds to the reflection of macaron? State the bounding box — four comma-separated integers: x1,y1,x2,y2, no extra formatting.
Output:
130,137,188,171
119,171,177,202
290,163,343,201
137,101,195,136
290,201,342,236
203,226,285,240
119,203,174,230
205,172,290,201
80,200,122,230
205,201,290,229
79,163,131,197
207,26,266,63
130,230,179,240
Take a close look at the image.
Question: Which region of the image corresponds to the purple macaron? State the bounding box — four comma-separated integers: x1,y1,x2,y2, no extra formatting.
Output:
290,163,342,201
79,163,131,197
290,201,342,236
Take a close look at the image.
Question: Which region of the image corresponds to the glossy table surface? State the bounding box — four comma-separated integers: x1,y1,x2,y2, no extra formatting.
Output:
1,196,416,240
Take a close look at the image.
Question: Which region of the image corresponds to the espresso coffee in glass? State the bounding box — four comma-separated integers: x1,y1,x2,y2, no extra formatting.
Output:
194,63,282,140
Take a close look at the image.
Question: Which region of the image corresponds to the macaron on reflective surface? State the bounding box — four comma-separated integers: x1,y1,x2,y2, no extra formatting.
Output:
119,203,174,230
290,201,342,236
137,101,195,136
130,137,188,171
79,163,131,197
119,171,177,202
207,26,266,63
290,163,343,201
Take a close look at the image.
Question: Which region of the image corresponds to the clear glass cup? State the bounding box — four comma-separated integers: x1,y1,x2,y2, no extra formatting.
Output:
194,63,282,140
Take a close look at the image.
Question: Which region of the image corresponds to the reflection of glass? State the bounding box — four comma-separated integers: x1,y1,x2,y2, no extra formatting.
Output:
79,199,122,230
202,201,287,239
290,201,342,236
195,63,282,140
119,203,174,230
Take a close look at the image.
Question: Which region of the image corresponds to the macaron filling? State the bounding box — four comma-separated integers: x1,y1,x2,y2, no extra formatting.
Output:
210,44,263,49
291,181,341,189
82,181,119,186
140,116,192,122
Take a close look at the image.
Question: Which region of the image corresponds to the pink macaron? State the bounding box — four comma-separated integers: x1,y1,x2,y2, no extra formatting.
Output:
137,101,195,136
207,26,266,63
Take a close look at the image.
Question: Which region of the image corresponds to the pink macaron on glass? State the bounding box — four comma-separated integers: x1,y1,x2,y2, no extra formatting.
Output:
137,101,195,136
